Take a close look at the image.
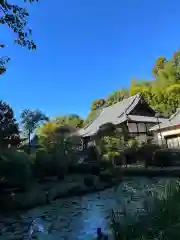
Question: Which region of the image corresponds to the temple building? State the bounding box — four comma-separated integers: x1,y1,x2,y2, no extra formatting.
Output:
150,109,180,148
77,93,167,147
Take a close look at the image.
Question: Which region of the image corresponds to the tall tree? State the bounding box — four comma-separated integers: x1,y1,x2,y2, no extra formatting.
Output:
152,56,167,77
172,50,180,81
56,114,84,129
37,121,61,152
0,0,38,75
20,109,48,154
106,89,129,106
90,99,106,111
0,100,20,149
38,120,78,154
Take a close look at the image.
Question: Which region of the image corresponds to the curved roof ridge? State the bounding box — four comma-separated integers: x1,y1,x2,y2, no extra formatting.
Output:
124,93,141,114
169,108,180,120
82,95,134,130
78,93,142,137
83,107,104,130
117,93,141,118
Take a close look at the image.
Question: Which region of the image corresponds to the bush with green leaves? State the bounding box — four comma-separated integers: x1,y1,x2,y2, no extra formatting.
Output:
137,143,162,167
100,136,123,163
127,139,140,148
86,145,99,162
33,149,67,180
0,150,32,190
152,149,180,167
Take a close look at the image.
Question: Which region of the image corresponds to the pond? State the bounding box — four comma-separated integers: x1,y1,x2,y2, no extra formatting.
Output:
0,177,177,239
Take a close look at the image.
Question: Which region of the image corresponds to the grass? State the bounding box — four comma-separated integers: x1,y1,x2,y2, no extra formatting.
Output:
111,180,180,240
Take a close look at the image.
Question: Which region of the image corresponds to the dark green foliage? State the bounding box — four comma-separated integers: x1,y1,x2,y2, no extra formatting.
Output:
137,143,161,167
99,159,114,169
113,154,123,166
0,0,38,75
0,150,31,190
0,55,10,75
84,176,94,187
21,109,48,154
99,171,112,183
123,147,138,165
0,100,20,149
21,109,49,134
32,149,67,180
86,146,99,161
152,149,180,167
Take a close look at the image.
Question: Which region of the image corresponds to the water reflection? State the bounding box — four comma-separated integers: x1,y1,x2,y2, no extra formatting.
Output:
0,177,177,240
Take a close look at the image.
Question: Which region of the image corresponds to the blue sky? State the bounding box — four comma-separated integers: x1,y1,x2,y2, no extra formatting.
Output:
0,0,180,120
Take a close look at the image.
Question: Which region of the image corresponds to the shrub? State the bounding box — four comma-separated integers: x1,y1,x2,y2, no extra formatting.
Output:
99,159,113,170
0,150,32,190
128,139,139,148
33,149,67,180
101,151,121,165
99,171,113,183
111,167,122,178
32,149,52,179
123,147,138,165
113,154,124,166
152,149,179,167
84,176,95,187
137,143,161,167
86,146,99,161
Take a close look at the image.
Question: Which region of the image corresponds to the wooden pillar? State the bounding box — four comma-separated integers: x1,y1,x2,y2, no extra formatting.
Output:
93,134,101,157
122,122,129,142
83,137,89,149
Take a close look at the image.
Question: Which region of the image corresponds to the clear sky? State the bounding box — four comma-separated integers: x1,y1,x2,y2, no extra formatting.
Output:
0,0,180,120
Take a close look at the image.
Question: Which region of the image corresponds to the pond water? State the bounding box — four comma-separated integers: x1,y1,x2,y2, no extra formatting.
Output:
0,177,178,239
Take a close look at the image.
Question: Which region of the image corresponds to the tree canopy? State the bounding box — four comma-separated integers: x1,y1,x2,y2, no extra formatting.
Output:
84,50,180,124
20,109,48,153
0,100,20,149
55,114,84,129
0,0,37,75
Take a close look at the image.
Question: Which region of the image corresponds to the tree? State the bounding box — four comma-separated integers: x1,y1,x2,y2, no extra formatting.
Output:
20,109,48,154
37,121,59,152
37,120,81,154
0,100,20,149
90,99,106,111
0,0,38,75
106,89,129,106
152,56,167,77
85,49,180,127
172,50,180,81
56,114,84,129
84,100,106,126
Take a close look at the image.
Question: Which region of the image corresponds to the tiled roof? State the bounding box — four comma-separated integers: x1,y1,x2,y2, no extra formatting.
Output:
78,94,166,137
128,115,166,123
150,109,180,131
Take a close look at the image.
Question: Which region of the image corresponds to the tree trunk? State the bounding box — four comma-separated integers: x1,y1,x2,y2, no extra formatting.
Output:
28,130,31,155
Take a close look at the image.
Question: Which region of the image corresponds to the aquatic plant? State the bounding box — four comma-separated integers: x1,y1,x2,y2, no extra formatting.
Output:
112,180,180,240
